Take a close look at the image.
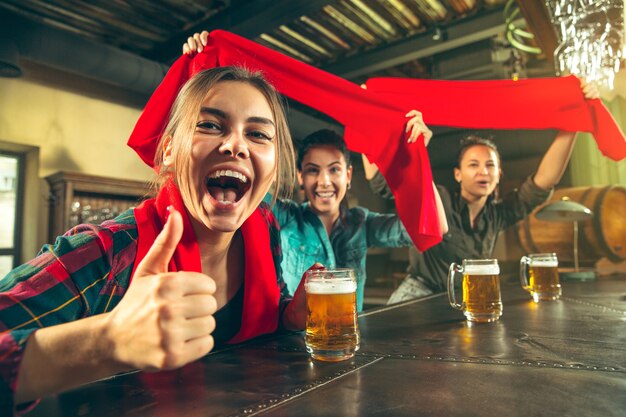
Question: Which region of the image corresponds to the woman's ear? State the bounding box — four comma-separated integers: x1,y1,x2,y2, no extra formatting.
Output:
297,170,303,187
454,167,461,183
346,165,353,184
162,136,174,167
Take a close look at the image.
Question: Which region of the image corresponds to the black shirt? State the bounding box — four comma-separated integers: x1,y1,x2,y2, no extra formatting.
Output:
370,172,552,292
212,284,244,349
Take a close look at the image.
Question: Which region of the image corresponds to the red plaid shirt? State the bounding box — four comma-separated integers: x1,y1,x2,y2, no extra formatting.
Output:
0,204,287,415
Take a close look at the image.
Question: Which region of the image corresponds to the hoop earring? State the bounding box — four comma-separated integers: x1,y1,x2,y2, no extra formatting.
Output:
299,184,304,190
347,183,351,190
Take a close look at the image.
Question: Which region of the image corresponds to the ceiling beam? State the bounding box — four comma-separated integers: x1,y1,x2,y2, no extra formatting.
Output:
150,0,340,62
514,0,558,66
323,7,512,79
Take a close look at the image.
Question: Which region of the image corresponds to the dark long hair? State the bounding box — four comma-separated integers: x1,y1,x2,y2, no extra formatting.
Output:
297,129,351,170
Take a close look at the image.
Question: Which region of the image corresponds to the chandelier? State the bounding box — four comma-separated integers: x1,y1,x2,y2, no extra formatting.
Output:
546,0,625,89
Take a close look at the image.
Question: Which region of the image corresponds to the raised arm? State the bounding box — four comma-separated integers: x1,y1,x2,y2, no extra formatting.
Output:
363,110,448,235
533,79,600,190
362,152,379,181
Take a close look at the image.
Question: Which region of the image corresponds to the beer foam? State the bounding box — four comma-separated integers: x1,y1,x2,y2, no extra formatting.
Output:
306,280,356,294
529,259,558,267
463,264,500,275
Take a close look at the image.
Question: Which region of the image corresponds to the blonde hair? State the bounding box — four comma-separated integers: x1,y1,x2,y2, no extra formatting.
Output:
152,67,295,205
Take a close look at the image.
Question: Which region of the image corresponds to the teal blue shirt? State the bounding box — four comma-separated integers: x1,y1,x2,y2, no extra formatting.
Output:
268,197,413,311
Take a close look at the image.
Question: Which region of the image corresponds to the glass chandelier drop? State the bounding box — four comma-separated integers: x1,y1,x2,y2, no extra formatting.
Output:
546,0,624,89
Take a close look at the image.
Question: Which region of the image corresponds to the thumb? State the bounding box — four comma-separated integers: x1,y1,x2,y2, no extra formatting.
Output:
135,207,184,277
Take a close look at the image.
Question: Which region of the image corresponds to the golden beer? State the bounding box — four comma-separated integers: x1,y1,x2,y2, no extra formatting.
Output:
462,273,502,322
304,269,359,362
448,259,502,322
521,253,560,302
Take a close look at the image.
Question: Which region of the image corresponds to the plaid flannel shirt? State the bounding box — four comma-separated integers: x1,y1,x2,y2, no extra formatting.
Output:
0,205,287,415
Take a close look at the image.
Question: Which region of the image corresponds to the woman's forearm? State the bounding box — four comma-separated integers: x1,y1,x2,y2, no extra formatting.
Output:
361,153,379,180
15,314,129,405
433,182,448,235
534,130,577,190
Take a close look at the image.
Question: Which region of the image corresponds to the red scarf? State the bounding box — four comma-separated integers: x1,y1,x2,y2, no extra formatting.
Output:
132,180,280,344
127,30,626,252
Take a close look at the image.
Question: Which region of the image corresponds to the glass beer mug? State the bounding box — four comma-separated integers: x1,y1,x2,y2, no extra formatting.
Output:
304,268,360,362
520,253,561,302
448,259,502,323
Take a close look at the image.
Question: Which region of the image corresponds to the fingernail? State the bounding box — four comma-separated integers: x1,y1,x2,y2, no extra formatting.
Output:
405,112,411,117
166,205,174,220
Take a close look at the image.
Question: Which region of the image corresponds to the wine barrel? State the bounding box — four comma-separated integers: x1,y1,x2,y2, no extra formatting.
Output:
516,185,626,264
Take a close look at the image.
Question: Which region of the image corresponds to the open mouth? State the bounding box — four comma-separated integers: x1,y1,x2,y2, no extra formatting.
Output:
205,169,251,205
315,191,335,199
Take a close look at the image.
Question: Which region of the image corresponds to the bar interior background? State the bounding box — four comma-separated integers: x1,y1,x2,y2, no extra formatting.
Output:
0,0,624,305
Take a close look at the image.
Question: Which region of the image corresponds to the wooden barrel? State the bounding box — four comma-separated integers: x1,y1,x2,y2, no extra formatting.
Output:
516,185,626,264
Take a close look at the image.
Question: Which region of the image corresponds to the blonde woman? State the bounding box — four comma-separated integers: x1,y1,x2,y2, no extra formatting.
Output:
0,67,307,414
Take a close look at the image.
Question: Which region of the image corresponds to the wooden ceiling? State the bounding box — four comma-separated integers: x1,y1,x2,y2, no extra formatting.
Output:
0,0,566,157
0,0,525,84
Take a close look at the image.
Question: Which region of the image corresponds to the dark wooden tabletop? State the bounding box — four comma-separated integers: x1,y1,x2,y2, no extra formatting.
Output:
28,275,626,417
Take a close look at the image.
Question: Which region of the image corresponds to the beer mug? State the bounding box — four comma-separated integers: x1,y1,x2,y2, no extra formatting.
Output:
448,259,502,323
520,253,561,302
304,268,360,362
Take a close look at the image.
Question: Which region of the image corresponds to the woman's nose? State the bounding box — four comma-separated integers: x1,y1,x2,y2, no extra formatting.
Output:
318,171,331,186
219,131,249,159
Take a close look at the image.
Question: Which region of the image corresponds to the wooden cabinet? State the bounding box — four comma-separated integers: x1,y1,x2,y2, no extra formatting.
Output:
46,171,150,242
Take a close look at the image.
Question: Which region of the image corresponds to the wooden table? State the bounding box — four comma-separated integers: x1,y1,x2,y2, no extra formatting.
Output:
28,276,626,417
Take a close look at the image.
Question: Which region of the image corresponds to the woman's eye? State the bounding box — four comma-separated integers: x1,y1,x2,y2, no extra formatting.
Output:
330,167,342,174
247,130,273,141
304,168,318,175
196,121,221,131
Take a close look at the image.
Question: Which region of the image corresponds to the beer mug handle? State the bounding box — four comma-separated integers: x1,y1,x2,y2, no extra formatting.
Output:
447,263,463,310
520,256,531,292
